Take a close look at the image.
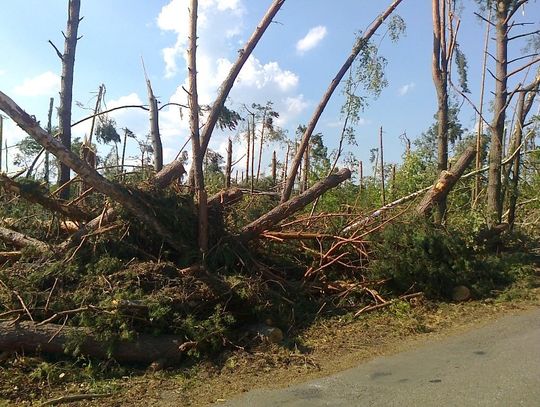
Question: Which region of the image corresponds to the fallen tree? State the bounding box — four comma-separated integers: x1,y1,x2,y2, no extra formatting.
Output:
0,320,187,365
417,146,476,217
239,168,351,242
0,226,50,252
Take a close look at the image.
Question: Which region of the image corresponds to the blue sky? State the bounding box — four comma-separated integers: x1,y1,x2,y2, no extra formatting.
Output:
1,0,539,177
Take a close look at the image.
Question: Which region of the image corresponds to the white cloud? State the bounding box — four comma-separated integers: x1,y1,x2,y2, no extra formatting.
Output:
398,82,416,96
296,26,327,55
0,69,6,76
235,57,299,92
14,71,60,97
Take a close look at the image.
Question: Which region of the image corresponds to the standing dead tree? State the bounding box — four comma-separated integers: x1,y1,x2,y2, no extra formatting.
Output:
54,0,82,199
281,0,405,203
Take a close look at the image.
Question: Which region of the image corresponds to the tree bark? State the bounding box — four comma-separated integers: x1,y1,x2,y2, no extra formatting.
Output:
57,0,81,199
507,72,539,229
188,0,208,253
431,0,451,222
146,79,163,172
0,226,50,252
0,91,185,253
0,174,91,221
487,1,509,227
0,320,186,365
417,146,476,217
239,168,351,242
281,0,404,203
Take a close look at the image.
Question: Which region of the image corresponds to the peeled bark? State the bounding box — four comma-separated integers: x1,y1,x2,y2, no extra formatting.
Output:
0,320,186,365
57,0,81,198
239,168,351,242
281,0,404,203
417,146,476,217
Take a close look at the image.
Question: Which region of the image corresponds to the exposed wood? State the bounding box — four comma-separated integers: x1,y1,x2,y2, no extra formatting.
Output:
0,91,185,253
239,168,351,242
0,320,187,365
57,0,82,199
146,78,163,172
208,187,243,209
0,174,91,221
417,146,476,217
281,0,404,203
0,226,50,252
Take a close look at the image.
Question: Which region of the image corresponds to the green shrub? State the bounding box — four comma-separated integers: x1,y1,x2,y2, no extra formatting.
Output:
368,218,519,299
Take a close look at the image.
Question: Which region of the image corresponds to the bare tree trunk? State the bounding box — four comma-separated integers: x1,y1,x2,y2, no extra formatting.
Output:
473,7,492,204
487,2,509,227
271,150,277,184
281,0,404,203
417,146,476,217
256,109,267,181
245,120,250,185
250,114,255,192
57,0,81,199
188,0,208,253
87,84,103,145
120,128,129,179
359,160,363,191
431,0,451,222
379,126,386,205
239,168,351,242
225,137,232,188
507,73,539,229
0,91,185,253
302,140,309,193
45,97,54,184
146,78,163,172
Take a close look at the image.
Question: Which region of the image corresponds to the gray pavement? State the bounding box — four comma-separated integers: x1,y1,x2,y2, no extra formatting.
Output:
223,308,540,406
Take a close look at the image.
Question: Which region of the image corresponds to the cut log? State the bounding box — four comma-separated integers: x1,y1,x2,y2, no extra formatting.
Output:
0,320,186,365
0,226,50,252
0,91,184,253
416,146,476,217
0,174,91,221
239,168,351,242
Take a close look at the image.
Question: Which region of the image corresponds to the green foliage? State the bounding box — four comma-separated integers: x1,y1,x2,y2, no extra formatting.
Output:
454,44,470,93
368,218,528,299
95,117,121,144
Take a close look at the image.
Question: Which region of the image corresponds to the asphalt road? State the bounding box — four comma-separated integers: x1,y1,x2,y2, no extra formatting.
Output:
223,308,540,407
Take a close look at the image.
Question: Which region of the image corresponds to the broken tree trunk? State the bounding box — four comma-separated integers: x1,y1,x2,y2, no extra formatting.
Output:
208,187,243,210
417,146,476,217
0,91,184,253
0,226,50,252
146,78,163,172
281,0,404,203
0,174,91,221
239,168,351,242
57,0,82,199
0,320,186,365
